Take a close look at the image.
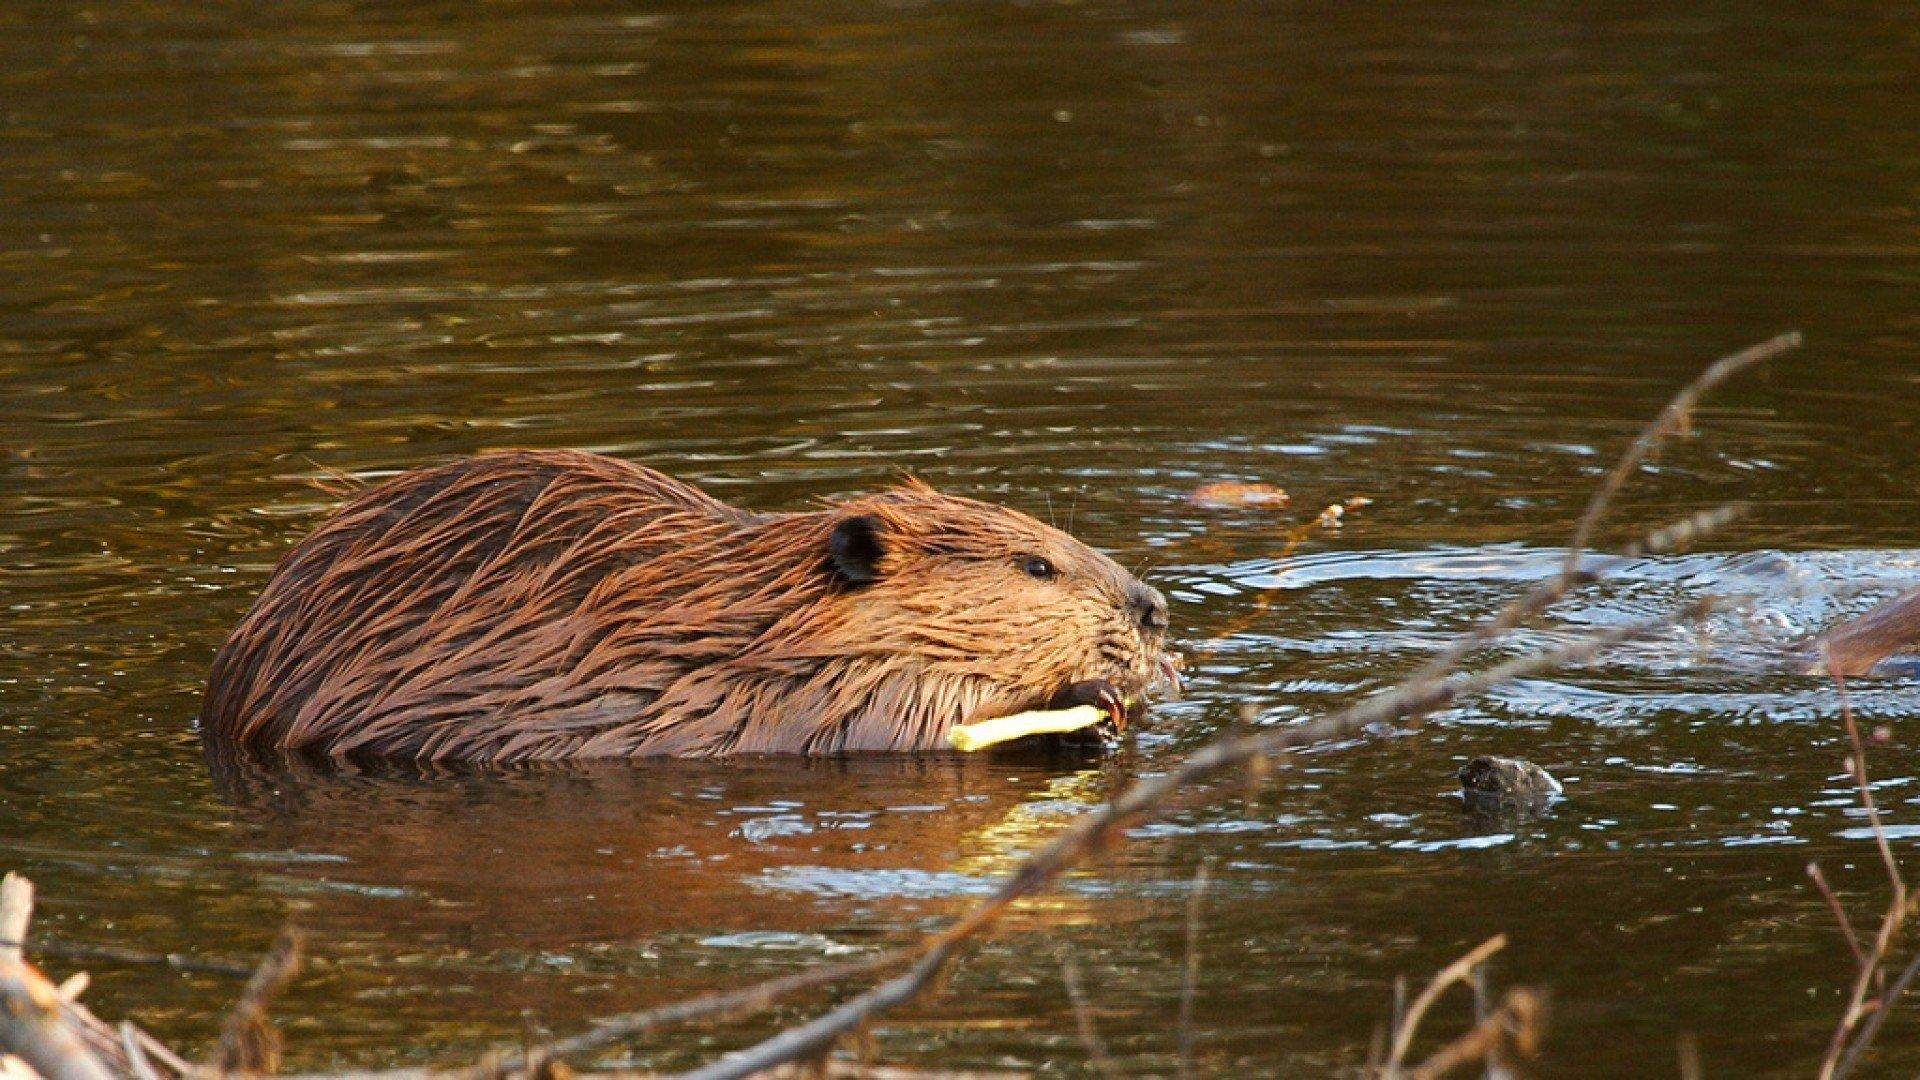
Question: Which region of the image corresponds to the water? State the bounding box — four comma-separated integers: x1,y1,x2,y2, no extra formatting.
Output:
6,1,1920,1074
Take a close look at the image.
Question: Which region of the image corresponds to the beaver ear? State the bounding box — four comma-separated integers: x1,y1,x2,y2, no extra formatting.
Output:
828,514,886,586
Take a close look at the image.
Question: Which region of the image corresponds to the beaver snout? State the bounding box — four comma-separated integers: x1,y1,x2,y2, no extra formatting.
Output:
1127,582,1169,635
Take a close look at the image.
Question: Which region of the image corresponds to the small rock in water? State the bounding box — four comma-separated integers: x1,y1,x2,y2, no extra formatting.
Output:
1458,756,1563,815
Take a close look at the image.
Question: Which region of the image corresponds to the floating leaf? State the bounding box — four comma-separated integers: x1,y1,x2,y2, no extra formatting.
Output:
1188,481,1290,508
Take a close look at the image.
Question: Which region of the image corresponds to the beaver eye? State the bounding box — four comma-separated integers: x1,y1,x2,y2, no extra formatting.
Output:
1022,556,1057,580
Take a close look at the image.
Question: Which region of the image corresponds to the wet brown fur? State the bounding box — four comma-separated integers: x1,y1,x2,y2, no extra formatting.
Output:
1806,586,1920,677
199,450,1170,761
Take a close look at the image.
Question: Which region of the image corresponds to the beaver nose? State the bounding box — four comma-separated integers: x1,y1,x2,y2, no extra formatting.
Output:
1127,582,1168,634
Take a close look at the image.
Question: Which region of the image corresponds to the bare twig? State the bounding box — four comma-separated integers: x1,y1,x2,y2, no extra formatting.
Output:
673,944,955,1080
1175,862,1210,1080
1806,863,1868,969
1834,942,1920,1080
1676,1033,1702,1080
1563,332,1798,569
117,1026,160,1080
210,927,303,1076
464,953,913,1080
1816,649,1920,1080
0,876,117,1080
1382,935,1506,1076
33,941,255,980
0,876,31,965
1418,988,1539,1080
1059,956,1116,1080
1828,661,1903,906
1415,333,1797,695
1405,987,1543,1080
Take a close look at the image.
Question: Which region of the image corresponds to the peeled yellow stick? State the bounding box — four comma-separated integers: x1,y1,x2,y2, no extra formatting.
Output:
948,704,1107,753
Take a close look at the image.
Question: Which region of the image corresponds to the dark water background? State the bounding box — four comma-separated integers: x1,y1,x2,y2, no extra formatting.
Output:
6,1,1920,1075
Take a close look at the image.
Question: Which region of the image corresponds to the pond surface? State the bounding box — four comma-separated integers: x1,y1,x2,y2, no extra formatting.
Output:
6,1,1920,1075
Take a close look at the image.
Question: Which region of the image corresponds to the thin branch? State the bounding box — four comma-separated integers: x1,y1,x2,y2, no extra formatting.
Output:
0,877,116,1080
463,953,913,1080
1417,333,1796,694
32,941,256,980
1833,938,1920,1080
117,1026,160,1080
672,944,956,1080
122,1028,192,1080
0,875,31,965
1563,332,1798,569
210,926,303,1076
1059,956,1117,1080
1175,861,1210,1080
1827,658,1903,906
1806,863,1868,970
1817,648,1915,1080
1404,987,1542,1080
1382,935,1506,1076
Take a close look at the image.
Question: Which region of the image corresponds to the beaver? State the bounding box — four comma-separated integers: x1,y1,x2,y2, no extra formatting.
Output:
198,450,1178,762
1805,585,1920,677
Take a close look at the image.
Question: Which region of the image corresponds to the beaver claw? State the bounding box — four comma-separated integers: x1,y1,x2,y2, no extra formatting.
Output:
1049,679,1130,729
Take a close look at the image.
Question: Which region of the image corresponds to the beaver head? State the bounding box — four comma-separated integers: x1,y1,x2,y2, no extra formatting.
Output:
199,450,1178,761
583,477,1177,756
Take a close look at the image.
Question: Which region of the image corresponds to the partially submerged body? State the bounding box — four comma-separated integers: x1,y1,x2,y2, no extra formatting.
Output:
199,451,1178,762
1803,585,1920,678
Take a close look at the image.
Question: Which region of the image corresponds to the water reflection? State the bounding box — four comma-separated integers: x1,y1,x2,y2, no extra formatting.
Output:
206,748,1124,945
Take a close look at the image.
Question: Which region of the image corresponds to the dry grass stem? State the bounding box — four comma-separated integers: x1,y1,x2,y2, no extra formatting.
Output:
1562,331,1799,570
0,876,31,965
1381,935,1506,1076
1621,503,1747,557
117,1027,159,1080
1058,957,1116,1080
1175,862,1210,1080
210,927,303,1076
1677,1033,1702,1080
0,875,116,1080
1815,650,1920,1080
1405,987,1543,1080
1806,863,1868,969
463,954,912,1080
